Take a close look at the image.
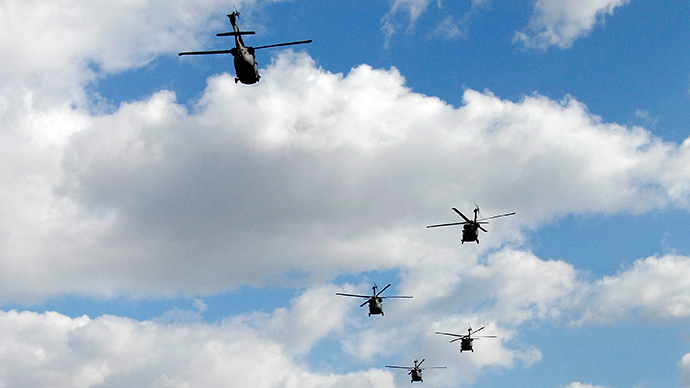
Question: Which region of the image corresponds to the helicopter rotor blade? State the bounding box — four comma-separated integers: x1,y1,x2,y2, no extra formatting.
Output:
178,49,234,56
360,298,373,307
426,221,466,228
380,295,413,299
335,293,370,298
452,208,473,223
477,212,516,222
435,331,463,337
473,335,498,338
478,225,488,233
376,283,391,297
253,40,312,50
418,359,425,368
436,331,465,342
470,326,485,335
385,366,413,370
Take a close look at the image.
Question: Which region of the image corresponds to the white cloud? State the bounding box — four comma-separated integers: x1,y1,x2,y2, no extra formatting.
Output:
465,249,582,323
562,383,608,388
2,50,690,301
634,109,659,127
2,2,688,387
380,0,492,45
381,0,433,46
462,250,690,325
231,283,351,355
431,249,690,325
680,353,690,387
582,254,690,322
0,307,396,388
0,0,234,89
515,0,630,49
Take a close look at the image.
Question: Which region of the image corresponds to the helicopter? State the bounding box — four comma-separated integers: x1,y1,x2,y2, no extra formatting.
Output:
178,10,312,84
336,283,412,317
435,325,497,352
386,359,446,383
426,205,515,244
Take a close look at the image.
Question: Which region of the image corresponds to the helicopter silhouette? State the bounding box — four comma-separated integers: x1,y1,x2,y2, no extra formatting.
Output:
178,10,312,84
385,358,446,383
336,283,412,316
426,205,515,244
435,325,497,352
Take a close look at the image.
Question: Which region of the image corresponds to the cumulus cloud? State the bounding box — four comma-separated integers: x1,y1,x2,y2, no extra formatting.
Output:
581,254,690,322
230,283,351,355
464,249,582,323
680,353,690,387
396,246,690,329
3,1,690,386
0,0,235,89
515,0,630,49
2,50,690,301
441,249,690,325
0,306,394,388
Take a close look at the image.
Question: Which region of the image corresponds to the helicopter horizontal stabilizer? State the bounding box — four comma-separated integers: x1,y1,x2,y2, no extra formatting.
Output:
217,31,256,37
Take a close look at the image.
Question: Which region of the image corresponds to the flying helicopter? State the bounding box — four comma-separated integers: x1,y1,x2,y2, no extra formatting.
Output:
426,205,515,244
178,10,312,84
435,325,497,352
336,283,412,317
385,359,446,383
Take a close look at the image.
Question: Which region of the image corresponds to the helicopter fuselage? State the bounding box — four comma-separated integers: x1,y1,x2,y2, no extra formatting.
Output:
462,224,479,243
410,369,423,382
227,13,260,84
232,46,259,84
368,297,384,316
460,337,474,352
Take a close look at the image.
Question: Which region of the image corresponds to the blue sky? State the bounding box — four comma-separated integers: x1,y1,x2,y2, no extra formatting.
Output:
1,0,690,387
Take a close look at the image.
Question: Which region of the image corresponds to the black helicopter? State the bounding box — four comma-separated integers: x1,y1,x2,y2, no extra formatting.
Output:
178,10,312,84
426,205,515,244
435,325,497,352
386,359,446,383
336,283,412,316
